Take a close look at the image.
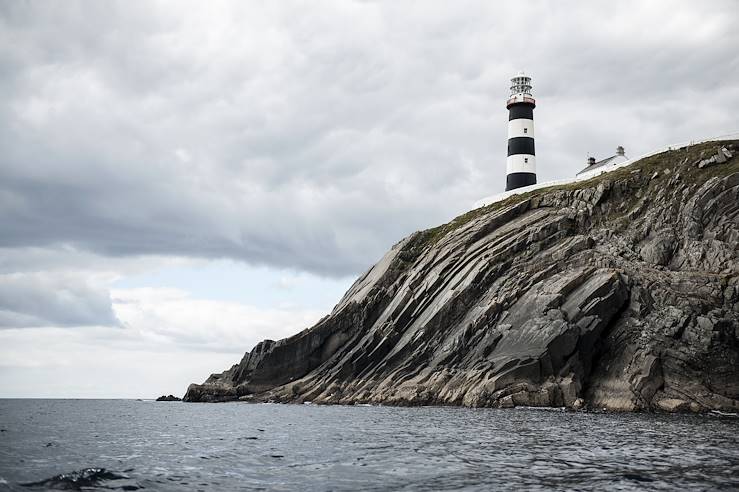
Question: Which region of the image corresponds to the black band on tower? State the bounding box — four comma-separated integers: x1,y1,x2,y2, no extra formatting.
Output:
506,172,536,191
508,104,534,120
507,136,535,156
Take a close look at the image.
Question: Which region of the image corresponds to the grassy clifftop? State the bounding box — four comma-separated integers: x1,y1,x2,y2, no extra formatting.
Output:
423,140,739,246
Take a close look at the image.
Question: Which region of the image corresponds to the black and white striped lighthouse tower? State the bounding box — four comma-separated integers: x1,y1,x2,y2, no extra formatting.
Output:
505,72,537,191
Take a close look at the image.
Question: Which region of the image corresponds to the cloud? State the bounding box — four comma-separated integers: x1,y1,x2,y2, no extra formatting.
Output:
0,271,119,328
0,326,241,398
0,1,735,278
0,286,330,397
111,287,326,352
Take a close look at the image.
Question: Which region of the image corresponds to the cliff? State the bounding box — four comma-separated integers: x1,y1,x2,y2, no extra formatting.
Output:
184,140,739,412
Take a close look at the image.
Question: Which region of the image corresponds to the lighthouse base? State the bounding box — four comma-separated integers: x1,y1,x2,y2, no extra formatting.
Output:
506,172,537,191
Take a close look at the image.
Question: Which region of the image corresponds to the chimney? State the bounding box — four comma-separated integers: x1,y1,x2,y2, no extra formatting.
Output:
616,146,625,156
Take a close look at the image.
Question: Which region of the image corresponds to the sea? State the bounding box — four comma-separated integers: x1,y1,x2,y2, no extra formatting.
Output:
0,399,737,491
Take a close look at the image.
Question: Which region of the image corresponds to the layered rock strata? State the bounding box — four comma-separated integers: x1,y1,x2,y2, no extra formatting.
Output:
185,141,739,412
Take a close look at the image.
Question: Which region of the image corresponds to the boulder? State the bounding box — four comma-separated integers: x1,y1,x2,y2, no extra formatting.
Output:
655,398,691,413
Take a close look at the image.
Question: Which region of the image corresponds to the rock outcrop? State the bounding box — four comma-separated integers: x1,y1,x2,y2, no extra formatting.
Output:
155,394,182,401
184,141,739,413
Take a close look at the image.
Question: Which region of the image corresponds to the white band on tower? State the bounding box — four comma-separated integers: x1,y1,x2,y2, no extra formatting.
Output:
506,154,536,175
507,118,535,139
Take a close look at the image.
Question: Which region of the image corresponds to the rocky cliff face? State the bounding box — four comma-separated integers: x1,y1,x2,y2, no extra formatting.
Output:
184,141,739,413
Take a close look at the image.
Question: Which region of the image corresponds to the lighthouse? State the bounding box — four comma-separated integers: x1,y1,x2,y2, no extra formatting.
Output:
505,72,537,191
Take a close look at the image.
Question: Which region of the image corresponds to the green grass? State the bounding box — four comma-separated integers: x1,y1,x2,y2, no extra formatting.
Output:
420,140,739,248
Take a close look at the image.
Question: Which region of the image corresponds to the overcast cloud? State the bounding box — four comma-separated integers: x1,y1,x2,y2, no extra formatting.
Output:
0,271,118,327
1,1,737,396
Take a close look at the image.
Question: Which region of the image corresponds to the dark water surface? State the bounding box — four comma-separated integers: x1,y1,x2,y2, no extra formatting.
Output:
0,399,737,491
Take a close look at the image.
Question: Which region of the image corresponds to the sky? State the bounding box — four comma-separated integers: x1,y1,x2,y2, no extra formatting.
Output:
1,1,737,398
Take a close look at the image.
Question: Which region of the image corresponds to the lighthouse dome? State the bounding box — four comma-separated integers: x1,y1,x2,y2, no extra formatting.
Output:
510,72,533,97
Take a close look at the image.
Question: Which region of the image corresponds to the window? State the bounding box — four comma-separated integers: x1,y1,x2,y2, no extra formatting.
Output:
524,158,528,163
523,128,528,134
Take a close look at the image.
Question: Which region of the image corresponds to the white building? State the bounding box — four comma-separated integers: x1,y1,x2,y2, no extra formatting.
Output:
577,146,628,176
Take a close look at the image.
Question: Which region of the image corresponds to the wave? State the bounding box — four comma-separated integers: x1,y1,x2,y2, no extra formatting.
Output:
21,468,141,490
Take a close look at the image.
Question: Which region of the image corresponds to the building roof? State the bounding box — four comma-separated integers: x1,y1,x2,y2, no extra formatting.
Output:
577,147,628,176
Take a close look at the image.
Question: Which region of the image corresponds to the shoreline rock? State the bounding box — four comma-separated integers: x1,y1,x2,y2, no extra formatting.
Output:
156,394,182,402
184,141,739,414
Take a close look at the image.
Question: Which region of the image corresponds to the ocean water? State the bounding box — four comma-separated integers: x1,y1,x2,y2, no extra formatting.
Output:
0,400,737,491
